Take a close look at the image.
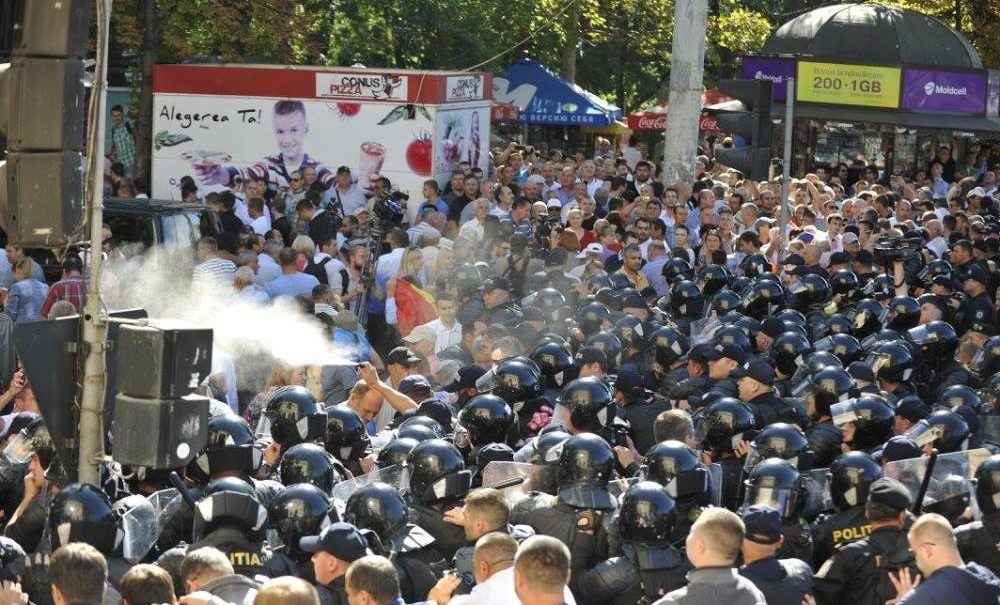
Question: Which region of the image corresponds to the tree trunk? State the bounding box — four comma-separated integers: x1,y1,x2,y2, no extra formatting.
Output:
561,1,578,82
133,0,162,191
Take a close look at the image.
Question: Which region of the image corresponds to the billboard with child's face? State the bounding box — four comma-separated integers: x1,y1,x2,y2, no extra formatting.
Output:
151,65,491,214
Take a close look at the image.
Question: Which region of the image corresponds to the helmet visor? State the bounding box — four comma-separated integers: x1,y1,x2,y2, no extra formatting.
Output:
453,425,471,450
475,369,499,394
3,433,34,464
907,324,933,345
744,484,799,518
742,445,763,473
830,401,859,428
903,420,941,447
664,467,710,500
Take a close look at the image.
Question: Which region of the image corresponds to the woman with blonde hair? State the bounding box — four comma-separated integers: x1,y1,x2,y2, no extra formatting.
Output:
4,258,48,323
291,234,315,272
565,208,586,244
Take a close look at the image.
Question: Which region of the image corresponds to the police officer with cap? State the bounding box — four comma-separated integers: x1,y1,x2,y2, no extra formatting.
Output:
733,357,802,428
299,522,371,605
958,263,997,336
666,344,715,409
739,505,813,605
701,342,746,399
481,277,524,327
813,477,918,605
614,365,670,454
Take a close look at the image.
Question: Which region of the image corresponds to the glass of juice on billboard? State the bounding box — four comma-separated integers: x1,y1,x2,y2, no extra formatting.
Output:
359,142,386,185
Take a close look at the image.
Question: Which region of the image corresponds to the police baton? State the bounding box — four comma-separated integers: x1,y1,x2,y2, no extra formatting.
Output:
484,476,526,490
169,470,198,510
911,448,937,516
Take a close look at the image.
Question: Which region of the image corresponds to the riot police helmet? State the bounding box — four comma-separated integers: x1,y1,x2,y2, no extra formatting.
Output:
324,405,372,463
344,481,409,541
268,484,337,561
618,481,677,545
192,477,267,541
557,377,615,433
744,458,805,519
261,385,327,448
530,341,574,389
457,395,514,448
829,451,882,511
49,483,119,553
279,442,343,492
556,433,615,509
903,410,970,454
406,439,471,504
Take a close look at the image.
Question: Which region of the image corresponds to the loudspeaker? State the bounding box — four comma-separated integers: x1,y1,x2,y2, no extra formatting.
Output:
112,393,209,469
5,56,86,151
116,321,213,399
14,0,90,58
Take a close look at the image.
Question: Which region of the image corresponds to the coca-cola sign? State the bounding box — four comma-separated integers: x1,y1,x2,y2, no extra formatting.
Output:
628,111,719,132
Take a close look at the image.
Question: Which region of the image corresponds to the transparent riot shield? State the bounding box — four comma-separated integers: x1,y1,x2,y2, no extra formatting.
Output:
120,495,161,564
707,463,723,507
608,477,641,500
883,448,992,522
801,468,834,520
330,464,409,507
689,317,722,347
976,414,1000,446
481,461,556,506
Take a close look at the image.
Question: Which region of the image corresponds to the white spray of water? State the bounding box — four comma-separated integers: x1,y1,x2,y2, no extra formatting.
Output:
103,245,349,391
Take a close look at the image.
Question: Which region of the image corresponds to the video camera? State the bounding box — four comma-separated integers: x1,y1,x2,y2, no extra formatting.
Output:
874,234,925,284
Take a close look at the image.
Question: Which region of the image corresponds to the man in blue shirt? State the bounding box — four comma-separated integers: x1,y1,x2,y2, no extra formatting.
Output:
265,247,320,300
419,180,449,215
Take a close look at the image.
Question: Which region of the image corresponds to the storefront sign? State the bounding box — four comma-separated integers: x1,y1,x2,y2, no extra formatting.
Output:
315,72,409,101
445,75,485,102
741,56,796,101
627,111,718,132
902,69,987,114
796,61,901,108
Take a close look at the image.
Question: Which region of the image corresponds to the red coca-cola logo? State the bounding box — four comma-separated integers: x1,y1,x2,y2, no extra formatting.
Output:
637,115,667,130
699,114,719,131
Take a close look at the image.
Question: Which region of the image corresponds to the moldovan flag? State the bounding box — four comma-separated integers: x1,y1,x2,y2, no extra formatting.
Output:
396,279,437,337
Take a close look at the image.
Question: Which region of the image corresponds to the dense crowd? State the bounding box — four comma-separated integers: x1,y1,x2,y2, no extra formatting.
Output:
1,132,1000,605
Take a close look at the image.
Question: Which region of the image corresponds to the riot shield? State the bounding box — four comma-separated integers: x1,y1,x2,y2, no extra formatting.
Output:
801,468,834,520
608,477,640,500
121,495,161,563
883,449,992,521
481,461,557,505
689,317,722,346
330,464,409,506
148,488,180,516
976,414,1000,446
707,463,723,507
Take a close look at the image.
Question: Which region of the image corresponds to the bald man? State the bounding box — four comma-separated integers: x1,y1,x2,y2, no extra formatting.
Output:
887,513,999,605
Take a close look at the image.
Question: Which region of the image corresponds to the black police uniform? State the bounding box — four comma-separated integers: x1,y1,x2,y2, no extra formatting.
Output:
619,396,672,454
656,366,689,398
717,456,745,511
512,492,613,595
955,512,1000,573
810,505,870,569
777,519,813,565
667,376,712,407
708,378,739,399
157,526,286,586
805,421,842,470
574,543,691,605
409,501,469,561
812,525,918,605
739,556,813,605
317,576,349,605
485,301,524,327
959,292,997,336
933,360,972,400
746,391,800,428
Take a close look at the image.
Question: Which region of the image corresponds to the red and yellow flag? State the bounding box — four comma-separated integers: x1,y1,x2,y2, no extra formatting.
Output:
395,278,437,337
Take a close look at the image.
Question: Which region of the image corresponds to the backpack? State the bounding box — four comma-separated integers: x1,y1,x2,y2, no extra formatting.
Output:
304,256,332,285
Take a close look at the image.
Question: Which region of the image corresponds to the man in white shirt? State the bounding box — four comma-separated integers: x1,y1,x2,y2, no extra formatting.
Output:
925,219,948,258
459,199,490,243
323,165,368,216
247,198,270,236
578,160,604,198
417,294,463,354
451,534,576,605
313,236,349,295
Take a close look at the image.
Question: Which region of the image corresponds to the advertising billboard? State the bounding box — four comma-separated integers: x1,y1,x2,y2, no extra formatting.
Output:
902,69,987,115
796,61,902,108
741,56,796,102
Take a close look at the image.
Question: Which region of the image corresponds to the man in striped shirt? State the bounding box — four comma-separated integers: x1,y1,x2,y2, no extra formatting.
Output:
192,237,236,289
40,255,88,318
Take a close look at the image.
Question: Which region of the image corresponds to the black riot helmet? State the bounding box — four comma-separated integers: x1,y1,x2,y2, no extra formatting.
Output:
831,396,895,451
813,313,854,341
613,315,649,351
974,454,1000,515
849,298,885,340
262,386,327,448
662,258,694,285
694,398,756,456
830,270,861,301
808,367,857,413
697,265,730,296
884,296,921,332
937,385,983,413
344,482,409,541
188,415,261,484
769,331,813,377
865,274,896,301
556,433,615,509
774,308,807,328
670,280,704,318
787,274,831,311
587,274,614,294
268,484,336,562
193,477,267,541
739,279,785,320
744,458,804,519
397,415,446,439
829,451,882,511
747,423,812,470
49,483,120,553
406,439,471,504
457,395,513,448
530,341,574,389
643,440,712,505
618,481,677,545
0,537,25,582
907,321,959,362
476,356,546,405
525,429,572,465
708,289,742,317
740,254,769,278
278,442,343,493
981,336,1000,380
3,417,67,484
713,325,752,354
918,258,953,285
583,331,623,373
904,410,970,454
650,326,689,367
557,377,615,433
323,405,371,463
865,342,914,383
376,437,419,469
579,301,612,336
535,288,566,321
816,333,864,366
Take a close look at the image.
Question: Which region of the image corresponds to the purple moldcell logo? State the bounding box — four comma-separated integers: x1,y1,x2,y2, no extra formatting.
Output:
903,68,986,114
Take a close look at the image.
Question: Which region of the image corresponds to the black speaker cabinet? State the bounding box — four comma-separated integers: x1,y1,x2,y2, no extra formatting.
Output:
112,393,209,469
116,321,213,399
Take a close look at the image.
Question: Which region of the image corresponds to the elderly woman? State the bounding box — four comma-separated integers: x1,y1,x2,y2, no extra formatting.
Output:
458,198,490,243
4,259,48,323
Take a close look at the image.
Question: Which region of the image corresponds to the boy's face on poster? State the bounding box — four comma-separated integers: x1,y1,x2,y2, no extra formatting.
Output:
274,110,308,161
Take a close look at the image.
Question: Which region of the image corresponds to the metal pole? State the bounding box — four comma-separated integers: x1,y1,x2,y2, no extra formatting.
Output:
78,0,112,486
776,77,794,265
661,0,707,186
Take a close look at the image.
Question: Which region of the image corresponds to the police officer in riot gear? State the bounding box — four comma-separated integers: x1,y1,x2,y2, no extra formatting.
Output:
804,368,852,468
744,424,813,474
866,342,916,404
904,410,971,454
344,482,447,602
614,365,670,454
476,356,547,438
279,442,345,492
268,483,339,581
574,482,691,605
907,321,967,402
739,505,814,605
642,440,714,544
649,326,690,397
551,376,616,437
323,405,373,477
668,280,704,336
188,414,265,485
48,483,133,587
405,439,471,560
743,458,813,564
456,394,514,482
955,454,1000,571
2,418,70,553
810,452,883,568
831,396,895,454
666,344,716,409
694,398,756,510
376,437,420,469
512,433,616,594
259,385,328,458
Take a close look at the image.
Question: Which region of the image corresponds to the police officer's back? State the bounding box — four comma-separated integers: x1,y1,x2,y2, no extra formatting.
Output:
813,477,918,605
615,366,671,454
738,505,812,605
299,522,371,605
955,454,1000,573
810,451,886,568
405,439,472,561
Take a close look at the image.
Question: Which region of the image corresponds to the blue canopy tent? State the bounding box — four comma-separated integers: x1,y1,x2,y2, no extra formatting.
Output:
494,59,621,126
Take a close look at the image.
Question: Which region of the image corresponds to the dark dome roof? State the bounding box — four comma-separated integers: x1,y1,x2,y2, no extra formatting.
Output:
762,3,982,69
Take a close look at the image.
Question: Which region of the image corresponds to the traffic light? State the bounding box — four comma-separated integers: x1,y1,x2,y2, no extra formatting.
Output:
712,79,773,180
0,0,89,247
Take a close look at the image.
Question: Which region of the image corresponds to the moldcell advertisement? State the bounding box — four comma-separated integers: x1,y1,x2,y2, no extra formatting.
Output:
151,65,491,221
